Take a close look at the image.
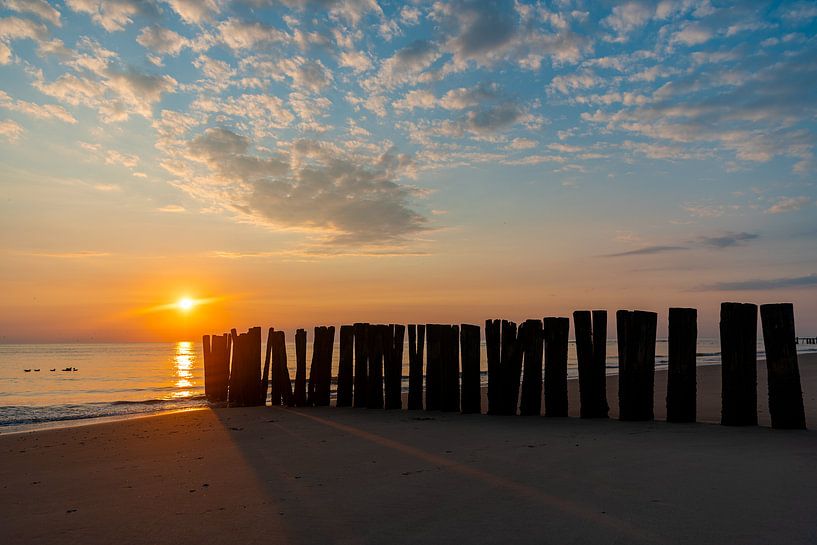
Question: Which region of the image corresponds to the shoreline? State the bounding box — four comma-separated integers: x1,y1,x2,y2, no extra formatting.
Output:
4,354,815,434
2,356,816,544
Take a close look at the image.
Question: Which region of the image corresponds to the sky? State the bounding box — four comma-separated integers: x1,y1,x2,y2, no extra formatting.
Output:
0,0,816,342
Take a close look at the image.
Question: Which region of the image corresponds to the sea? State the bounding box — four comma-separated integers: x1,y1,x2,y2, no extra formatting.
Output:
2,338,816,431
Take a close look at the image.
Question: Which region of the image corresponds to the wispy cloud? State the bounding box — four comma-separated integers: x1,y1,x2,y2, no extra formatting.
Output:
603,245,688,257
696,231,759,248
697,274,817,291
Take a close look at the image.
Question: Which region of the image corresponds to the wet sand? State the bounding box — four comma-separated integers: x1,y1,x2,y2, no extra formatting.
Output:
2,355,816,545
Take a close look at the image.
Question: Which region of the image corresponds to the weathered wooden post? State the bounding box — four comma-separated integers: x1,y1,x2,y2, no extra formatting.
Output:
260,328,273,405
202,334,212,401
485,319,501,414
592,310,608,412
543,317,569,417
519,319,544,416
307,326,324,406
617,310,657,421
246,327,263,406
720,302,758,426
574,311,608,418
384,324,405,410
366,325,384,409
228,329,242,406
500,320,522,415
667,308,697,423
294,328,307,407
760,303,806,429
336,325,354,407
408,324,426,410
353,323,368,408
440,325,460,412
425,324,442,410
319,326,335,406
460,324,481,414
271,330,293,406
208,333,230,403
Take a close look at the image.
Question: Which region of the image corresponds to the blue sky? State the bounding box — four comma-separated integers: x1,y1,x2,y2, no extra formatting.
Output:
0,0,816,340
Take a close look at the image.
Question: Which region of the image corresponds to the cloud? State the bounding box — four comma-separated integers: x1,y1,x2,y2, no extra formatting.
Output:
217,17,288,50
368,39,439,90
0,90,76,123
157,204,185,213
0,118,23,141
767,196,811,214
698,274,817,291
0,41,9,63
696,231,759,248
65,0,157,32
670,22,713,47
21,250,112,258
602,1,652,41
0,15,49,41
179,127,427,246
164,0,219,24
136,25,189,56
277,56,333,93
2,0,61,27
603,245,689,257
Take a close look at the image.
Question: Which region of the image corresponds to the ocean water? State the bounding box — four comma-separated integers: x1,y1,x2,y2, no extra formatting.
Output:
2,338,815,429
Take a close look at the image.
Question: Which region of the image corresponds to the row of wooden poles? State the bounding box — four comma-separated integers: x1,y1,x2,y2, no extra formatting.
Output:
202,302,806,430
797,337,817,344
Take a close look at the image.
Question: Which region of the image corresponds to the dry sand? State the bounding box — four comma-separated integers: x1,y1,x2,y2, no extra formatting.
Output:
2,355,817,545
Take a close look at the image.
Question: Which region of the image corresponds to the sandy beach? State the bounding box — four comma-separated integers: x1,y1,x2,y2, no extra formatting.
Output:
2,355,816,545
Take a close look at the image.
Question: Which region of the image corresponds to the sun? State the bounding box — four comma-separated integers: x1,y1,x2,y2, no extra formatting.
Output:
177,297,195,312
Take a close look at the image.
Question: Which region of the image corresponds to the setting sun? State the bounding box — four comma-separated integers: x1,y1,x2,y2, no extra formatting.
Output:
177,298,195,312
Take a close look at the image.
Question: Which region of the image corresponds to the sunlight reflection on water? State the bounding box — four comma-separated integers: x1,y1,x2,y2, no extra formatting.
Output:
173,341,194,398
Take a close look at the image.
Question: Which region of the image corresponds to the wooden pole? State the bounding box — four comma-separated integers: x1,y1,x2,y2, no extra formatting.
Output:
720,302,758,426
617,310,657,421
381,325,395,409
543,317,569,417
307,326,321,406
440,325,460,412
202,335,212,402
519,319,543,416
353,323,369,408
384,324,405,410
228,329,241,406
485,319,501,414
425,324,442,411
246,327,263,406
261,328,273,406
460,324,481,414
760,303,806,429
667,308,697,423
294,328,307,407
574,311,592,417
209,333,230,403
271,330,293,406
336,325,354,407
366,325,384,409
500,320,521,415
319,326,334,406
408,324,425,410
592,310,609,417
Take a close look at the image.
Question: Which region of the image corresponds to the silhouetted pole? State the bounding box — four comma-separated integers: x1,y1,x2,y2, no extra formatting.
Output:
519,319,544,416
617,310,657,421
408,324,426,410
720,303,758,426
426,324,442,410
336,325,354,407
271,330,293,406
667,308,697,423
366,325,384,409
543,317,569,417
294,328,307,407
500,320,521,415
261,328,273,405
307,327,322,406
384,324,405,410
760,303,806,429
485,319,501,414
460,324,481,414
228,329,241,406
207,333,230,403
202,335,212,400
574,311,608,418
592,310,609,415
318,326,335,406
353,323,368,408
439,325,459,412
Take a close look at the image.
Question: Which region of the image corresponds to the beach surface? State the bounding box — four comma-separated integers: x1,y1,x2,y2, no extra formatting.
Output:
2,355,817,545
